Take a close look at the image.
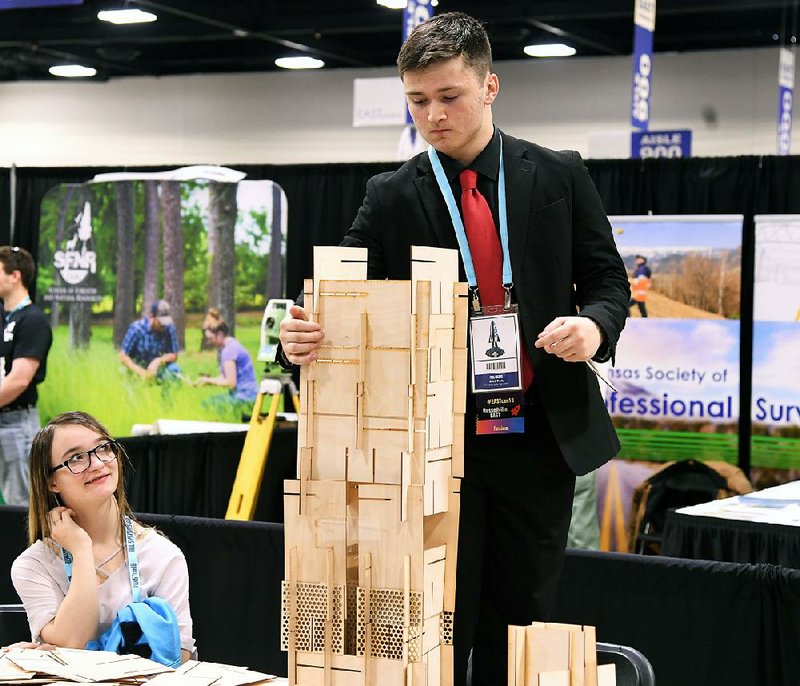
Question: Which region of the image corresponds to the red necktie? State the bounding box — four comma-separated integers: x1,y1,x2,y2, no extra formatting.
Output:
459,168,533,390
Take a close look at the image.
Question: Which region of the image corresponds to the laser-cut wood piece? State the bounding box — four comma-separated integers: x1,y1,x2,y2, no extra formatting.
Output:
539,672,570,686
583,626,598,686
285,247,464,686
312,246,368,313
596,664,616,686
506,623,617,686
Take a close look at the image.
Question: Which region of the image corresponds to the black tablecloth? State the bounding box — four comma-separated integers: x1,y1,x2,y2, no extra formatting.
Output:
119,425,298,522
553,548,800,686
4,504,800,686
661,509,800,568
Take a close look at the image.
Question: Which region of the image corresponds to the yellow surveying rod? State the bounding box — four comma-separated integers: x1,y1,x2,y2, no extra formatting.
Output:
226,378,286,520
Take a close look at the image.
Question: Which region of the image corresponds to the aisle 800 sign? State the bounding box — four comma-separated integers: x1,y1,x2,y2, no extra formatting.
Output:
632,130,692,159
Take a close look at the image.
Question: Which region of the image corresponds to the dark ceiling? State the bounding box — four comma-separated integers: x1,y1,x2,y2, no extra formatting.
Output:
0,0,794,82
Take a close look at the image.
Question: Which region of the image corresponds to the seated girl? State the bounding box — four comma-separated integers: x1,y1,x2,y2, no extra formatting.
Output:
10,411,195,661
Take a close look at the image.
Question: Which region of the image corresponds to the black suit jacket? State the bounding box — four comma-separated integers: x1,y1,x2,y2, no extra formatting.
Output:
340,131,630,476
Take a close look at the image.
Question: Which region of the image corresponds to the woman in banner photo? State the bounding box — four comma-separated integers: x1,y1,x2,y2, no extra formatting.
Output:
196,318,258,418
9,412,195,661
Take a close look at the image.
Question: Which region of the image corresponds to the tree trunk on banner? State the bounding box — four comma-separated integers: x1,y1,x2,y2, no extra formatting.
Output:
161,181,186,349
69,303,91,350
209,181,237,336
267,182,284,300
68,191,93,350
142,181,161,318
113,181,136,348
52,185,77,329
206,191,218,316
203,184,219,351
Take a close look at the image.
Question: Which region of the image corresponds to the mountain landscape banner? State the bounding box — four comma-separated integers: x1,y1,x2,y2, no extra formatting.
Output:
604,215,743,462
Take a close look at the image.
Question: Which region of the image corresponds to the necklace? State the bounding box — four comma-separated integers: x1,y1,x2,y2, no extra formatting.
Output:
94,544,123,578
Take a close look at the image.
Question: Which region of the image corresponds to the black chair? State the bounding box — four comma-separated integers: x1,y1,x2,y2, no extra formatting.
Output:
0,603,29,647
597,641,656,686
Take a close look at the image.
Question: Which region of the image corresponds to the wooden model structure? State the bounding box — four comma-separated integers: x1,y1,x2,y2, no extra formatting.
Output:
282,246,467,685
508,623,616,686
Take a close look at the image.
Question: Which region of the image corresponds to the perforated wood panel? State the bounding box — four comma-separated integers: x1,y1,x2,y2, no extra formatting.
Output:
355,587,424,661
281,582,345,654
440,611,454,646
283,583,425,662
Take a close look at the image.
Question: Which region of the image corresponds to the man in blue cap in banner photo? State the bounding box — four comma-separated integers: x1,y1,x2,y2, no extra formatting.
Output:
119,299,181,382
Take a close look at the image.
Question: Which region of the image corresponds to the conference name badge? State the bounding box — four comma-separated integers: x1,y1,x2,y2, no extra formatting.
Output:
469,311,525,434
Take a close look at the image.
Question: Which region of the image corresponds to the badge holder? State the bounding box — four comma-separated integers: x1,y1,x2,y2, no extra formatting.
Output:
469,286,525,435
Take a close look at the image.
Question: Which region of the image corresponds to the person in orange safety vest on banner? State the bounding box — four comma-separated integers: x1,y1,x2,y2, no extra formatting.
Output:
628,254,651,317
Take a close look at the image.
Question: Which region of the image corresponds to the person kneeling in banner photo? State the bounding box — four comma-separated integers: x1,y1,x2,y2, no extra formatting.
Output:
119,300,182,382
195,318,259,420
9,411,195,664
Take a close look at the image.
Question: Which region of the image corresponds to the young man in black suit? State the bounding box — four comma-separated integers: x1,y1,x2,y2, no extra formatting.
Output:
280,12,629,685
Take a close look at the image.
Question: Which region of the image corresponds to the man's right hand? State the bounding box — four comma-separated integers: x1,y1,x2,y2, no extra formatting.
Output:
279,305,324,366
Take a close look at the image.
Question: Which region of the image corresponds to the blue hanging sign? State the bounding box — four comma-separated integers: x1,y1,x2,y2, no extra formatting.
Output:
777,47,795,156
0,0,82,8
403,0,434,126
632,129,692,159
403,0,433,42
631,0,656,131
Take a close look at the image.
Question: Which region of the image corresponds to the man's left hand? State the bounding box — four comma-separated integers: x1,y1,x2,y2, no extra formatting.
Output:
146,358,162,375
534,316,603,362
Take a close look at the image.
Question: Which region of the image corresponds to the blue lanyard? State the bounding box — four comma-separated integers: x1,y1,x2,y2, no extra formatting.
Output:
4,296,30,323
427,135,513,299
61,515,141,602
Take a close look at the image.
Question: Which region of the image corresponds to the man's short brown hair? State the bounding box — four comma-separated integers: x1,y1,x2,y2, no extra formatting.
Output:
0,246,35,291
397,12,492,80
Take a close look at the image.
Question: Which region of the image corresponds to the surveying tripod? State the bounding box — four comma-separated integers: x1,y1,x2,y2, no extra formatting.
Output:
225,368,299,520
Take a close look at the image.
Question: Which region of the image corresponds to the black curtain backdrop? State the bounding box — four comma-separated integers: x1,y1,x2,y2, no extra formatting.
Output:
6,155,800,473
119,428,298,522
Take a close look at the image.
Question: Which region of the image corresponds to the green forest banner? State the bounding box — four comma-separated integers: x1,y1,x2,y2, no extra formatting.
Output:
35,166,287,436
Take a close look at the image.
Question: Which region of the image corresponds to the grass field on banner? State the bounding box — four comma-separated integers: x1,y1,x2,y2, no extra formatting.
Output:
38,317,264,437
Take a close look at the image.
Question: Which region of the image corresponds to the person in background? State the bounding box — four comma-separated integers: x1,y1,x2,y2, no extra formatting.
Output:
628,254,652,317
279,12,629,685
566,472,601,550
196,320,258,416
0,246,53,506
119,299,180,381
10,411,194,660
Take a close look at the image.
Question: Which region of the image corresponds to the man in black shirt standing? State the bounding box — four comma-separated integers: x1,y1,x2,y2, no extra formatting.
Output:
0,247,53,505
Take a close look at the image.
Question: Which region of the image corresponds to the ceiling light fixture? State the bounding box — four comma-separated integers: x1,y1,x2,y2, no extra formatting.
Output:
49,64,97,78
376,0,407,9
97,9,158,25
523,43,576,58
275,56,325,70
